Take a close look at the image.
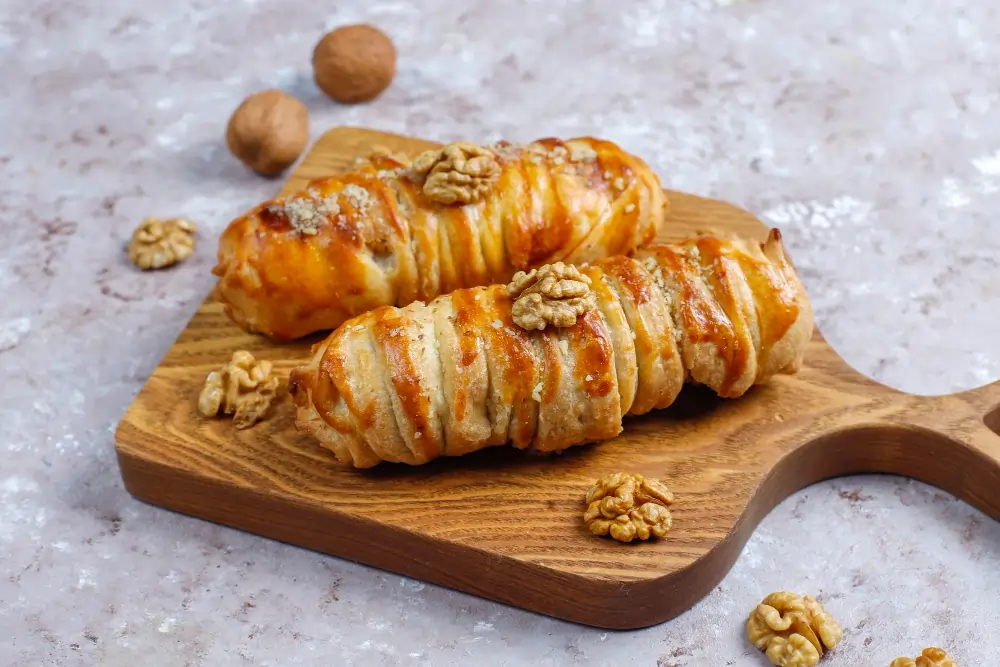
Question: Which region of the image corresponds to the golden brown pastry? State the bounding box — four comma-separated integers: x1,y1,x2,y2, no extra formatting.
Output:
289,229,812,468
213,138,667,340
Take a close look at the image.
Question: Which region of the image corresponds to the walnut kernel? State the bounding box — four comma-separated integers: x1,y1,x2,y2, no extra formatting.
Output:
198,351,280,429
583,472,674,543
128,217,196,270
313,24,396,104
409,142,501,205
507,262,596,331
765,634,821,667
747,592,842,667
890,648,959,667
226,90,309,177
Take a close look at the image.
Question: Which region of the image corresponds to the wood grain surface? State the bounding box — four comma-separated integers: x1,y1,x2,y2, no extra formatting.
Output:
114,127,1000,630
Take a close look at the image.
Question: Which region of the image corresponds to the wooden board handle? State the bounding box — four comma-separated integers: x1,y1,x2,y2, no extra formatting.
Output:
856,377,1000,521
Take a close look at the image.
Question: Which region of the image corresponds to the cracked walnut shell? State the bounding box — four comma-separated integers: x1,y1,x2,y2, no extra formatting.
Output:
128,217,196,270
198,350,280,429
583,472,674,543
507,262,597,331
409,142,500,205
890,648,958,667
747,592,842,667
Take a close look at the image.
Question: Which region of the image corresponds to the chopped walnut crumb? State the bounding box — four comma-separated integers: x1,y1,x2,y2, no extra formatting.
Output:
279,192,341,236
341,184,374,217
890,648,959,667
197,351,280,429
569,145,598,162
409,142,500,205
583,472,674,543
127,217,196,270
506,262,596,331
624,203,635,213
747,592,842,667
603,170,612,179
531,382,543,402
489,140,526,161
613,177,626,191
352,145,412,170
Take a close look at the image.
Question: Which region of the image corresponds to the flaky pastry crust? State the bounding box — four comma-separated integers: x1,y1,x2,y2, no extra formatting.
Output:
289,229,813,468
213,137,666,340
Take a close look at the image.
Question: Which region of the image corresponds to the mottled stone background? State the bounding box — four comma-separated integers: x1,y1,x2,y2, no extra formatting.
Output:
3,0,1000,665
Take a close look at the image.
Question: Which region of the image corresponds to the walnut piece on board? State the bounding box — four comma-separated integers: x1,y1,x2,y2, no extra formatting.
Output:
582,472,674,543
198,351,279,429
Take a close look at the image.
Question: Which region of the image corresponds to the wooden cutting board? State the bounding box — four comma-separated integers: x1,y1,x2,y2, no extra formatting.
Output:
115,127,1000,630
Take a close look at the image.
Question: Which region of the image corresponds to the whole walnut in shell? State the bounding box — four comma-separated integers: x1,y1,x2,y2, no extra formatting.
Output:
226,90,309,177
312,24,396,104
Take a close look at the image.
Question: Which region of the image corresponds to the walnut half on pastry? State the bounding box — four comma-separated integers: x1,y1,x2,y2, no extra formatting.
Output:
288,228,813,468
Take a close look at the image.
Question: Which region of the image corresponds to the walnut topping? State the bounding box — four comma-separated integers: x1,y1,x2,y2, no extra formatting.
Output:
747,592,842,667
506,262,596,331
127,217,196,270
198,351,280,429
278,191,341,236
409,142,501,205
354,144,412,168
583,472,674,543
890,648,959,667
488,140,526,161
569,144,598,162
531,382,543,402
341,183,374,217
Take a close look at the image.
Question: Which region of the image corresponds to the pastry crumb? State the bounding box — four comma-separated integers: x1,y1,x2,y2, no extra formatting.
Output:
531,382,543,402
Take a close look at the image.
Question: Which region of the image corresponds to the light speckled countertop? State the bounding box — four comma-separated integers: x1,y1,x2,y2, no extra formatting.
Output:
3,1,1000,665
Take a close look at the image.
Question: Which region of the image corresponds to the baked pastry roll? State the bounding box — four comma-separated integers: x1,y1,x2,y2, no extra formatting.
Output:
213,138,667,340
289,229,813,468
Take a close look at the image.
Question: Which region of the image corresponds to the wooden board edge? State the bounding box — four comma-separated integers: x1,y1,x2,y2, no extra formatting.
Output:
114,420,731,630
